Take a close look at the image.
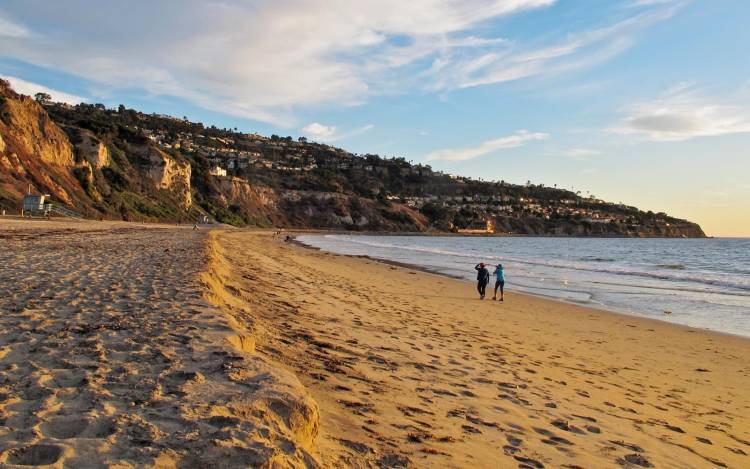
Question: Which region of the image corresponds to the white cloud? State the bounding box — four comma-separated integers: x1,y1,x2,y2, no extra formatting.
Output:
0,14,29,38
0,1,682,126
303,123,338,140
1,75,86,105
425,130,549,161
429,4,681,91
613,84,750,141
629,0,680,6
563,148,602,159
0,1,556,126
302,122,374,142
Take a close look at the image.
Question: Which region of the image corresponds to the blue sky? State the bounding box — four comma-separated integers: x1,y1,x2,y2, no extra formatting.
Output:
1,0,749,235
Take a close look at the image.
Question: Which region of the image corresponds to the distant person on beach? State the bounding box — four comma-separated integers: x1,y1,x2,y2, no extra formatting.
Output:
493,264,505,301
475,263,490,300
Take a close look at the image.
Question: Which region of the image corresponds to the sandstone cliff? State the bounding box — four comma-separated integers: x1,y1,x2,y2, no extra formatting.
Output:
0,80,707,237
490,215,706,238
201,176,429,231
75,129,110,169
277,190,429,231
0,79,195,220
0,90,74,167
137,145,192,210
0,83,80,206
213,177,280,226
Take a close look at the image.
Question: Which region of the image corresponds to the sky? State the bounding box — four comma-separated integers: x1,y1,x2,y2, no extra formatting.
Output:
1,0,748,236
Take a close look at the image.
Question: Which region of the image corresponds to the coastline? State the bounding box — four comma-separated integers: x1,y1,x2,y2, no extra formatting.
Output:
292,233,750,341
1,221,748,468
219,229,750,467
282,227,709,238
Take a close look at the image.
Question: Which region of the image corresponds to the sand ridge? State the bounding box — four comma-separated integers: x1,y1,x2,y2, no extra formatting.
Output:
213,230,750,468
0,220,320,468
1,220,749,468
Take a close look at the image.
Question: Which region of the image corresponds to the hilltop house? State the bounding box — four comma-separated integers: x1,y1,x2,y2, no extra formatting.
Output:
209,166,227,177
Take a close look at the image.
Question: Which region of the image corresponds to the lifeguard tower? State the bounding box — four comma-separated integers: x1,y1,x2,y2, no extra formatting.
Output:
22,194,52,217
21,193,83,219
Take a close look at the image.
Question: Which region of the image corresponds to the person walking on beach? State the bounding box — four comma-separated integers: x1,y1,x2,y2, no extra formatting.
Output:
475,263,490,300
493,264,505,301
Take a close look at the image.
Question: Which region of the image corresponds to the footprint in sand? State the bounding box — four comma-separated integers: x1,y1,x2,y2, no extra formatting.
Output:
513,455,545,468
206,415,241,428
550,419,585,435
616,453,653,467
503,434,525,455
2,444,63,466
41,418,91,439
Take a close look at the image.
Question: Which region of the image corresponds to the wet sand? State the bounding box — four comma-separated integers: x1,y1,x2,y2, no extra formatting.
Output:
214,230,750,468
1,221,749,468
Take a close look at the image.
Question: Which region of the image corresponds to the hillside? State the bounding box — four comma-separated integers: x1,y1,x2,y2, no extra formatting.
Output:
0,80,705,237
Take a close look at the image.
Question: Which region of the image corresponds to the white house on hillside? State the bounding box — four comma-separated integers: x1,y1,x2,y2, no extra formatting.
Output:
209,166,227,177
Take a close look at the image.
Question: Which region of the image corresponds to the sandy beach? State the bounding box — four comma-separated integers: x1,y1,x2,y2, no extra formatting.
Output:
1,220,749,468
0,220,320,468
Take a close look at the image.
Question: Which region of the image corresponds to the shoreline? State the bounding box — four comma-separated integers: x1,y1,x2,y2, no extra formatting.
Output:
2,221,749,468
291,233,750,343
222,229,750,467
284,227,710,239
0,216,715,239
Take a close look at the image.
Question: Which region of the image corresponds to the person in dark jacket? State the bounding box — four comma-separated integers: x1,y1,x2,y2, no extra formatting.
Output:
475,263,490,299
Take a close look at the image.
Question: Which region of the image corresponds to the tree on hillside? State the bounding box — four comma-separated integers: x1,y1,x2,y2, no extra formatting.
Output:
34,92,52,104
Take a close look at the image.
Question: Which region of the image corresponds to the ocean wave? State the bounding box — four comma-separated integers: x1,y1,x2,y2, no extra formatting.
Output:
311,235,750,293
299,234,750,337
322,235,479,259
656,264,686,270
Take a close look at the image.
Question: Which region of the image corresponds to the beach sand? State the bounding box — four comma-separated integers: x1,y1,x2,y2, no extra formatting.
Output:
0,220,320,468
1,221,749,468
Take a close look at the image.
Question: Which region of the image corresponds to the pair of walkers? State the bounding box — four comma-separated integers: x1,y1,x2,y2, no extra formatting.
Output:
475,263,504,301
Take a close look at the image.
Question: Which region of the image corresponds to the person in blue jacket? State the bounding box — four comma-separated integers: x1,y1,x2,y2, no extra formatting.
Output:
492,264,505,301
475,263,490,299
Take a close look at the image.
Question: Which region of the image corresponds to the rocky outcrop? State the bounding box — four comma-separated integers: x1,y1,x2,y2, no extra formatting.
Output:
651,223,706,238
0,80,195,219
0,80,708,235
489,215,706,237
205,180,429,230
0,90,73,167
208,177,281,226
76,130,109,169
138,145,192,209
0,81,79,206
218,177,278,212
277,190,429,231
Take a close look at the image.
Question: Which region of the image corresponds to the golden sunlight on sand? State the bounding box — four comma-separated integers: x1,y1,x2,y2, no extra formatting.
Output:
0,220,748,468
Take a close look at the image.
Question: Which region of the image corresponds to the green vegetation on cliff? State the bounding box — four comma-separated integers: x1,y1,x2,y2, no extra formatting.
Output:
0,80,704,237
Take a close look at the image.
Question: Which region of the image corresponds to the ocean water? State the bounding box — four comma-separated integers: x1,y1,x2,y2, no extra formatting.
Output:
297,235,750,338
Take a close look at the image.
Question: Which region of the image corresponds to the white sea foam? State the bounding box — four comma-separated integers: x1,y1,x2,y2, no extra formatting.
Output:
299,234,750,337
329,235,750,293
